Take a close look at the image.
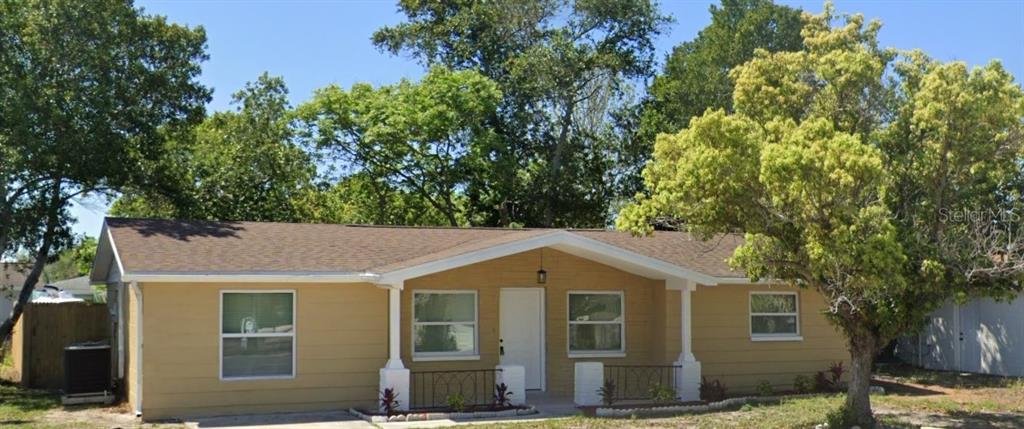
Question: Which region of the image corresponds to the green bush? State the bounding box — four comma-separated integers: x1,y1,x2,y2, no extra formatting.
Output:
793,374,814,394
825,404,857,429
755,380,774,396
648,383,676,403
446,393,466,412
597,380,617,406
699,377,727,402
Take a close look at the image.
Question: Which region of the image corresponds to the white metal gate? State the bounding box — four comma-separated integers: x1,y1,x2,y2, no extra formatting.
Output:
918,298,1024,376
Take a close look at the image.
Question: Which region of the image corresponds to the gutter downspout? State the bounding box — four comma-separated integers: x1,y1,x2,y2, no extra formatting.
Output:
130,281,143,417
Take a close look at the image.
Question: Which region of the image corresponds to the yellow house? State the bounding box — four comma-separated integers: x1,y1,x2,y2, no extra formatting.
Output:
90,217,847,421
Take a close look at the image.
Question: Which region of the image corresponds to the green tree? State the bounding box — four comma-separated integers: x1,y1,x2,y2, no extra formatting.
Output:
43,236,98,282
373,0,670,227
293,174,451,226
631,0,803,198
112,74,316,222
619,5,1024,426
0,0,209,340
295,67,501,226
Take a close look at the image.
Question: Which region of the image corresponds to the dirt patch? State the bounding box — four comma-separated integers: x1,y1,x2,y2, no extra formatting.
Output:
876,407,1024,429
42,404,187,429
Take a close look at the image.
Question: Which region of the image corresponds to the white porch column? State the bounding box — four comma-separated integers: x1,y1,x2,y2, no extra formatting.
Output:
385,287,404,369
669,279,701,401
379,285,410,411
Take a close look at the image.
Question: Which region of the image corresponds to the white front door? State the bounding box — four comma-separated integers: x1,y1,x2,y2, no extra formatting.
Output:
500,288,545,390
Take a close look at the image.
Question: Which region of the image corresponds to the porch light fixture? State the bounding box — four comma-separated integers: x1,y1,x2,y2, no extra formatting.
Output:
536,248,547,284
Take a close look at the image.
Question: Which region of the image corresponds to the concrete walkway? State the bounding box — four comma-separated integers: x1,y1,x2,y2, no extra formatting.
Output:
188,410,375,429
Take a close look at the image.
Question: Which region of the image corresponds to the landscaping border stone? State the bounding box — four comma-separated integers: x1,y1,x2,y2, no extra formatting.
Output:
595,393,822,417
348,406,538,423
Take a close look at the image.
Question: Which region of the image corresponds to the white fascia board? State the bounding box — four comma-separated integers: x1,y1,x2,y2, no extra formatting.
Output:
121,272,380,283
378,231,721,285
714,277,778,285
108,225,125,283
90,223,124,283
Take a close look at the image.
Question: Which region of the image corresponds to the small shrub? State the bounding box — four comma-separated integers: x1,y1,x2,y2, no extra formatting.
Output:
699,377,727,402
446,392,467,412
793,374,814,394
648,383,676,403
597,379,617,406
814,371,832,392
825,403,857,429
379,388,400,416
815,361,847,392
828,361,846,387
1009,378,1024,391
493,382,513,407
755,380,774,397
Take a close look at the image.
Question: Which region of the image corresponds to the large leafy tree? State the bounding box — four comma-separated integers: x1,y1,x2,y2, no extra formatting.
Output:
631,0,803,198
0,0,209,340
619,5,1024,426
43,236,98,282
295,67,501,226
293,174,452,226
111,74,316,222
373,0,669,227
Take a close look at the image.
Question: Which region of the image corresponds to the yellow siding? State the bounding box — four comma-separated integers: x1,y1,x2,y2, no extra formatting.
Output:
138,282,387,420
692,284,849,393
125,247,851,419
402,248,665,396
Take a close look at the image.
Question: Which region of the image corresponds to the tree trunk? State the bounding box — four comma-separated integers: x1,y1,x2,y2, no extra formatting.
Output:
0,182,62,343
846,331,879,428
542,102,575,227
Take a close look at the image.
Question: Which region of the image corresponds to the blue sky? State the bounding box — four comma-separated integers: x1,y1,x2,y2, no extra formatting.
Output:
70,0,1024,237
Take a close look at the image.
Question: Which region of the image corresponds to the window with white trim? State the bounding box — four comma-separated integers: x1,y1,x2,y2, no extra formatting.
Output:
750,292,800,338
221,291,295,379
568,291,625,355
412,291,478,358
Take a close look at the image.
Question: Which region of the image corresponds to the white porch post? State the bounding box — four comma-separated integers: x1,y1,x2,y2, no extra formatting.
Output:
385,287,404,369
670,279,701,401
379,285,410,411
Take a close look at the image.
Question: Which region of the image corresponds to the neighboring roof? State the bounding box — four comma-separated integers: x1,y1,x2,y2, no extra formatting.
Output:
1,263,42,291
49,276,94,295
93,218,745,283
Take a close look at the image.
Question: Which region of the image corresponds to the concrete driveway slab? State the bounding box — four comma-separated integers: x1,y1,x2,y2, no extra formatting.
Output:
189,410,375,429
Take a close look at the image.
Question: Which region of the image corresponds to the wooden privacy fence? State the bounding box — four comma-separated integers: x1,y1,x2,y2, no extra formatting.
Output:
7,302,110,389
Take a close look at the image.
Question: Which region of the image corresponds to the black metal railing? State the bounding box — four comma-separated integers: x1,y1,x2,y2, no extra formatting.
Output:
409,368,502,409
604,364,681,401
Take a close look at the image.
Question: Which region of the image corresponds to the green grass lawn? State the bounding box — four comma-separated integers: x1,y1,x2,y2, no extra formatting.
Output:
462,395,918,429
3,366,1024,429
0,381,179,429
0,381,65,428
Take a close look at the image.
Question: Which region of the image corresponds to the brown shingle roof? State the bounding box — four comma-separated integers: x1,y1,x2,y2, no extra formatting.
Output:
576,230,745,278
105,218,744,278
